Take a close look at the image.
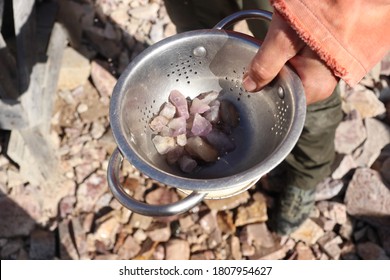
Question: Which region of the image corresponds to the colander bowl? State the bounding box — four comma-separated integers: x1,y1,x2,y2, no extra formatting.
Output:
107,10,306,216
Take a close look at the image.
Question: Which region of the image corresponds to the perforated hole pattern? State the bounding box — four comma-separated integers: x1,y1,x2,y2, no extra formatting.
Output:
139,54,286,135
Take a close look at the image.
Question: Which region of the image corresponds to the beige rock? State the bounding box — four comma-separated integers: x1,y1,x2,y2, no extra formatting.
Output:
126,17,141,35
319,254,330,260
82,213,95,233
179,215,194,232
71,217,89,259
190,241,208,254
110,9,129,28
94,192,113,212
207,227,223,249
199,211,218,234
332,155,358,180
317,232,342,259
360,62,381,87
91,121,106,139
295,242,315,260
329,202,348,225
165,239,190,260
241,243,256,257
121,177,140,195
204,191,250,211
229,236,242,260
191,250,215,260
241,223,275,248
86,233,96,254
254,245,286,260
313,217,337,232
315,178,344,201
59,220,79,260
290,219,324,245
235,198,268,227
317,201,347,225
94,216,121,250
164,22,177,37
0,155,9,167
116,208,132,224
147,223,171,242
339,218,354,240
153,244,165,260
354,118,390,167
75,162,97,184
77,82,109,123
58,47,91,91
59,195,76,218
128,3,160,20
134,238,160,260
217,211,236,234
113,232,128,254
7,169,25,188
133,229,148,244
90,61,117,101
77,103,88,113
117,236,141,260
335,113,367,154
76,172,108,212
342,87,386,118
129,213,153,230
145,187,179,206
150,21,164,43
94,254,119,260
345,168,390,227
0,182,8,196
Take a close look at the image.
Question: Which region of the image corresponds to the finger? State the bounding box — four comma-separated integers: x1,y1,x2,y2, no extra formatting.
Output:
243,12,305,92
289,47,339,104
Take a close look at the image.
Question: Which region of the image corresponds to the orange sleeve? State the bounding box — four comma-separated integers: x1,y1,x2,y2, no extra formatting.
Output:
271,0,390,86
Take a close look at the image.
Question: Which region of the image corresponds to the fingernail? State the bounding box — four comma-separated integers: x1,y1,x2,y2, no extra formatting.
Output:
243,76,257,92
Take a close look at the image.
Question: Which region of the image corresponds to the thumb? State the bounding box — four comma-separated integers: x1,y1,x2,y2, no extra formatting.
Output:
243,12,305,92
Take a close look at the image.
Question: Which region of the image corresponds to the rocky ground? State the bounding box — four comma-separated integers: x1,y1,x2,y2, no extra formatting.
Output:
0,0,390,260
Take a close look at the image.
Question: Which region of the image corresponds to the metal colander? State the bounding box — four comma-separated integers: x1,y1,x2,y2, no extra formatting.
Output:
108,10,306,216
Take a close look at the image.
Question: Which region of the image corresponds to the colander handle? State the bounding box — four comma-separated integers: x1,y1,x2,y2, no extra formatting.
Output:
107,148,207,216
214,9,273,30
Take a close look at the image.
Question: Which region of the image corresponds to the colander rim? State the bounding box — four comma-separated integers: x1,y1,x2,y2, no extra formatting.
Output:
109,29,306,192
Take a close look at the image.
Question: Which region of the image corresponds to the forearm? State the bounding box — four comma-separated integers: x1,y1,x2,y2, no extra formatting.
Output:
271,0,390,86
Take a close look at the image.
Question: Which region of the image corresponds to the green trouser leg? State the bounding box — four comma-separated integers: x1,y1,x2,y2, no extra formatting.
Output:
285,87,343,190
275,88,342,235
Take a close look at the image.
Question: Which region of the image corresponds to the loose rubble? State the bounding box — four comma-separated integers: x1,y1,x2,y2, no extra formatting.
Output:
0,0,389,260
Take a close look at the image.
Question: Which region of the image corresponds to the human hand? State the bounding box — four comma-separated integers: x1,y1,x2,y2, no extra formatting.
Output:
242,12,338,104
